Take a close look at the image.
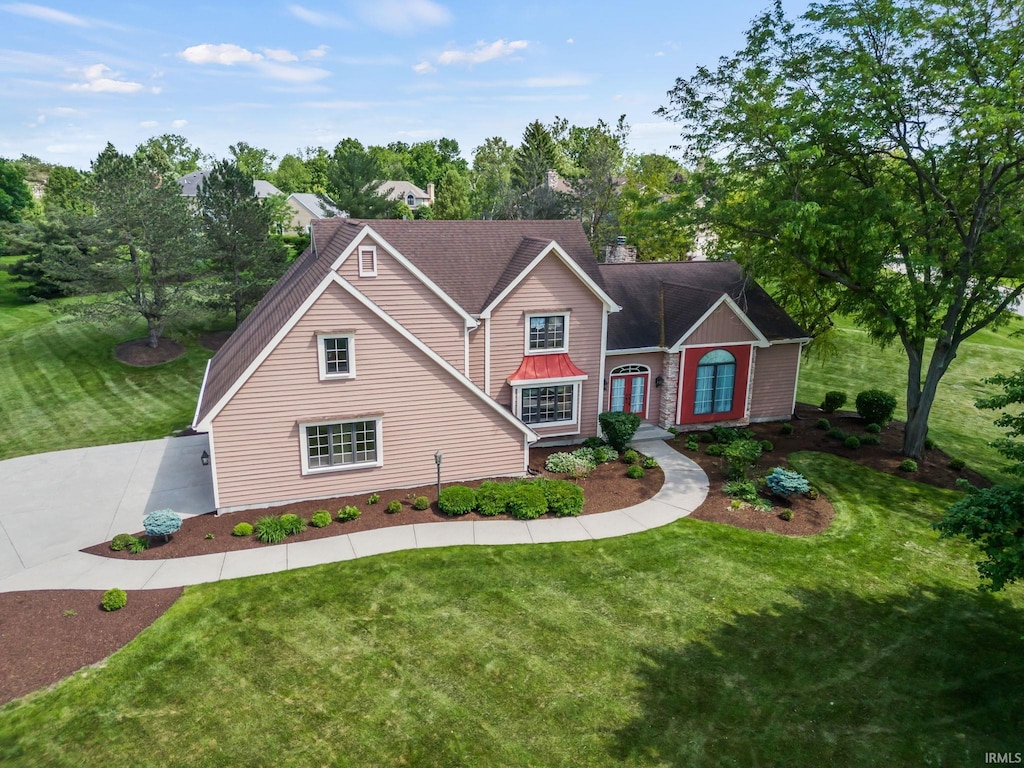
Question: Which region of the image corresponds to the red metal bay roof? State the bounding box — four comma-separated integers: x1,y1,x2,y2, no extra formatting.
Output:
507,353,587,383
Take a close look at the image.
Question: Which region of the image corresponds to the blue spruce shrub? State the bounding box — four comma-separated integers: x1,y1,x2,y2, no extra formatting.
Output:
142,509,182,539
765,467,811,498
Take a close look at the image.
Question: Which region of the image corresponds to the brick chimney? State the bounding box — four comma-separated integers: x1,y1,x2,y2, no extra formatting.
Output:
603,235,638,263
426,182,435,205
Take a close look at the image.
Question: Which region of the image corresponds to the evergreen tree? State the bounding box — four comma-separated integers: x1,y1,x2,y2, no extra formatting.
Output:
511,121,567,219
432,167,471,220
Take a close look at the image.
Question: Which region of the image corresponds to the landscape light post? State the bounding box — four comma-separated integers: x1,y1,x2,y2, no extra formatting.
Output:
434,450,443,501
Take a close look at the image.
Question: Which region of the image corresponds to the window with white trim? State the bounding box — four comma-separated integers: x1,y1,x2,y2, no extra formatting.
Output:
694,349,736,415
527,314,568,352
358,245,377,277
520,384,574,424
317,334,355,379
304,419,380,471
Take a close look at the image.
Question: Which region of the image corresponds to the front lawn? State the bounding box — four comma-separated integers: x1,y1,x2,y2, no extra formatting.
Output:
1,452,1020,766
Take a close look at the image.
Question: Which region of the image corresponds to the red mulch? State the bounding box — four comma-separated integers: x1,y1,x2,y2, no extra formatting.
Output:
114,338,186,366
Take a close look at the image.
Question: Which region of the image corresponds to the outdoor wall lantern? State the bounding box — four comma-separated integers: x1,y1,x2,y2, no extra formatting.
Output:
434,450,443,500
201,450,210,466
655,375,665,388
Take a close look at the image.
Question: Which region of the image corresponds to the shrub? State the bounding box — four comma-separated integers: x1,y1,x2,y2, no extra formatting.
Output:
826,427,847,440
337,505,361,522
622,449,640,465
861,435,881,446
593,446,620,464
142,509,182,539
705,444,726,457
412,496,430,511
948,458,966,471
545,450,596,478
279,513,306,535
507,483,548,520
685,436,699,451
759,440,774,453
255,516,289,544
127,536,148,554
310,511,332,528
816,418,831,430
439,486,476,516
899,459,919,473
110,533,134,552
101,588,128,612
386,500,402,514
232,522,253,537
710,426,744,444
780,422,794,435
723,439,763,480
367,493,380,504
699,431,716,443
765,467,811,497
581,436,606,450
821,390,847,413
667,427,679,435
779,509,794,522
865,422,882,434
599,411,641,451
844,435,861,449
540,479,585,517
475,481,510,516
723,479,759,504
626,464,644,479
924,437,937,450
855,389,897,426
641,456,659,469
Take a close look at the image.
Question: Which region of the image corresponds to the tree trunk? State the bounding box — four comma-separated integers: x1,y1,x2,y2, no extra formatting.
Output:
146,318,162,348
902,339,958,458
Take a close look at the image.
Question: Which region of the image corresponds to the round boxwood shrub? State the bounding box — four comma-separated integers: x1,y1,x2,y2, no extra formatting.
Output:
626,464,644,480
142,509,182,540
386,500,403,514
780,422,794,435
779,509,794,522
815,418,831,431
254,515,289,544
821,390,847,413
412,496,430,511
310,511,332,528
699,431,716,443
705,444,726,457
861,435,881,446
598,411,641,451
826,427,847,440
844,435,861,449
507,483,548,520
110,533,134,552
475,481,510,516
899,459,919,473
864,422,882,434
439,485,477,516
856,389,897,426
279,513,306,535
948,458,966,471
622,449,640,465
538,478,584,517
232,522,253,537
924,437,937,450
337,505,361,522
759,440,774,453
101,588,127,612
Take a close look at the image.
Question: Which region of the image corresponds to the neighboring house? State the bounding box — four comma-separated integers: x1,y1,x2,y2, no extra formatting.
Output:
178,170,282,198
285,192,346,232
375,180,435,210
193,220,808,513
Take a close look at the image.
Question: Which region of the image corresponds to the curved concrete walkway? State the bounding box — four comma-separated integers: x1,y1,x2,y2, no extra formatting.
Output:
0,438,708,593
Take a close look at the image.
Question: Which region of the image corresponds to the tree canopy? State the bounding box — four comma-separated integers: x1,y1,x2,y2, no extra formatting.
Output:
0,158,34,222
660,0,1024,458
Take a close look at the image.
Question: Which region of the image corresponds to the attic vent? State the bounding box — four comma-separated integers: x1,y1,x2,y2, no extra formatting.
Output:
358,246,377,277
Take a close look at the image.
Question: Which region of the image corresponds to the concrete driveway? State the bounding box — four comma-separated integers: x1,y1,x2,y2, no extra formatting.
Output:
0,434,215,582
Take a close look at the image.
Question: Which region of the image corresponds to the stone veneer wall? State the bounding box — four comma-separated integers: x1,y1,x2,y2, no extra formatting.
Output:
658,351,679,428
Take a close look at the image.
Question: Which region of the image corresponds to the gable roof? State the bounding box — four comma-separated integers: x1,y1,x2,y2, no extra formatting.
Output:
375,180,428,203
287,192,344,218
178,170,282,198
598,261,809,350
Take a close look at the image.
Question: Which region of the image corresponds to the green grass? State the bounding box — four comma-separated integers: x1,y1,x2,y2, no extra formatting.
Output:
1,452,1021,766
798,314,1024,481
0,256,215,460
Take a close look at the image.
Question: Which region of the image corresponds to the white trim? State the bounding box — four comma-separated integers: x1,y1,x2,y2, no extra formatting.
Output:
598,307,609,430
357,245,378,277
191,358,211,429
316,333,356,380
512,380,582,431
484,316,491,396
791,340,808,415
299,416,383,475
769,337,813,345
605,346,665,356
330,224,478,328
669,294,769,351
676,340,758,352
479,240,621,318
464,326,469,375
675,351,684,427
508,374,588,387
744,346,755,420
208,425,222,512
524,311,570,355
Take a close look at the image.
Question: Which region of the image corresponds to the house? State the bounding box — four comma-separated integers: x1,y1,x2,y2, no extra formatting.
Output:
192,220,808,513
285,192,346,232
375,180,435,210
178,170,282,199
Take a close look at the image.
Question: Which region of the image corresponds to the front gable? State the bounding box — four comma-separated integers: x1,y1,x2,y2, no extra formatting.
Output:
670,294,768,350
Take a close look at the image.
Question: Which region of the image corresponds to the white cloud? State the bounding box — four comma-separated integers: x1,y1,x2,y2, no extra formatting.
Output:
45,143,79,154
566,38,574,44
67,64,149,94
357,0,450,34
304,44,329,59
171,119,188,128
139,120,158,128
180,43,263,66
524,74,588,88
263,48,298,63
412,60,435,74
52,107,80,116
258,61,329,83
288,4,349,28
1,3,88,26
433,39,528,68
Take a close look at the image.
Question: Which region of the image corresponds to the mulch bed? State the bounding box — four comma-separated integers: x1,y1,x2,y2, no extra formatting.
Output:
114,338,186,366
198,330,232,352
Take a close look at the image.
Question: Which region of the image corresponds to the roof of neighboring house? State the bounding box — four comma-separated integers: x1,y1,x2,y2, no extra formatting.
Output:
598,261,809,350
178,170,283,198
375,180,429,203
287,192,344,218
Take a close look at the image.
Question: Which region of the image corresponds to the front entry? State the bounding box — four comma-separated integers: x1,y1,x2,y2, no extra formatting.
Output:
609,365,649,418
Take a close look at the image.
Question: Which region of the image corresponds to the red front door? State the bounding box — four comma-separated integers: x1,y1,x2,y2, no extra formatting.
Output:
609,373,648,417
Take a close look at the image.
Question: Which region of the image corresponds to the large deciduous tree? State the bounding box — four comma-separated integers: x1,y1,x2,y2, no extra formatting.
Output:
660,0,1024,459
136,134,206,178
0,158,34,222
471,137,516,220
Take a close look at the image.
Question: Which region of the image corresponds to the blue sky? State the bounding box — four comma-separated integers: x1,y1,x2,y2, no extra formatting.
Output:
0,1,808,170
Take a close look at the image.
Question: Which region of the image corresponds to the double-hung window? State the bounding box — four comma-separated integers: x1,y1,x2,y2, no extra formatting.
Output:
527,314,568,352
519,384,574,424
303,419,381,472
317,334,355,379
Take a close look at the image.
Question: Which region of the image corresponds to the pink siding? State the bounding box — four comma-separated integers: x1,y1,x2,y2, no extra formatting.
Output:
749,343,802,420
683,303,758,346
605,352,665,423
488,254,605,438
211,282,525,510
335,235,467,374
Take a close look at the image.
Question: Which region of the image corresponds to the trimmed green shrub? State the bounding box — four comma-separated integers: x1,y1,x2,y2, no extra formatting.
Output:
507,483,548,520
127,536,148,554
865,422,882,434
844,435,861,449
779,509,794,522
255,516,289,544
337,505,361,522
581,436,606,450
386,500,402,514
780,422,794,435
539,479,584,517
475,481,510,516
110,533,134,552
765,467,811,497
310,511,332,528
279,513,306,535
101,588,127,612
899,459,919,472
705,444,726,457
412,496,430,511
142,509,182,539
641,455,659,469
821,390,847,413
856,389,897,426
759,440,774,453
232,522,253,537
599,411,641,451
699,431,715,443
826,427,847,440
622,449,640,465
816,418,831,430
593,446,618,464
723,439,763,480
861,435,881,446
948,458,966,471
924,437,936,450
367,493,380,504
626,464,644,479
439,485,476,516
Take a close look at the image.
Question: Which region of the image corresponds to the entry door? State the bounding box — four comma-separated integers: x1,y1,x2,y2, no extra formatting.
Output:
609,373,647,416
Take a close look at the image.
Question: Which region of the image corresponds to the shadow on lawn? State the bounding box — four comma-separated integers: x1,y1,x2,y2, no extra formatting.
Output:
612,586,1024,767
